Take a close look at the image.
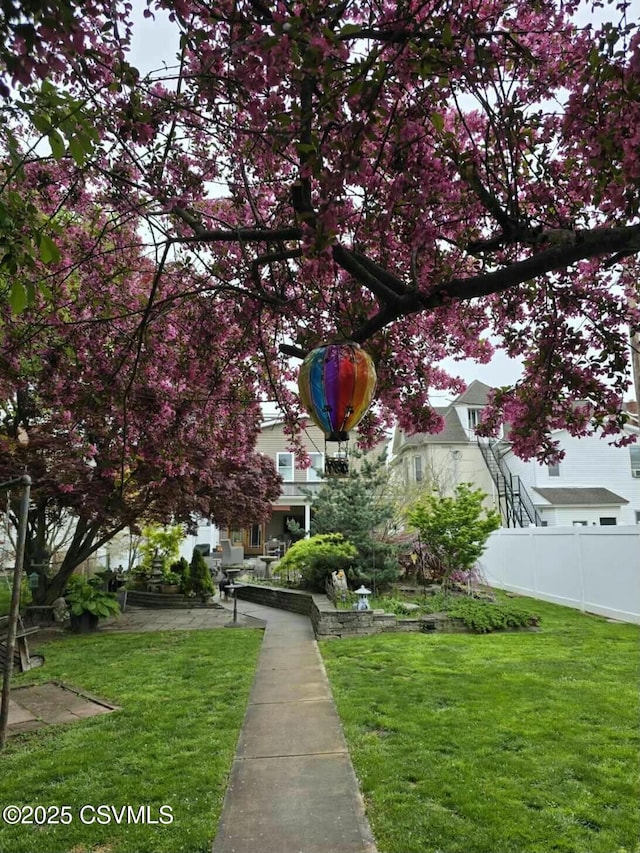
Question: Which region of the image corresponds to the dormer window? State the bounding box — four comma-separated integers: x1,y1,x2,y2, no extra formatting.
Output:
467,408,481,432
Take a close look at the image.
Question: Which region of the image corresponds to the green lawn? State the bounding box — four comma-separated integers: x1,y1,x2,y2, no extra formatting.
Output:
321,597,640,853
0,628,263,853
0,581,32,616
0,582,11,615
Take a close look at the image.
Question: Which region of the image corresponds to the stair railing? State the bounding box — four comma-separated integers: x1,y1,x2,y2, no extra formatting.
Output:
477,438,542,527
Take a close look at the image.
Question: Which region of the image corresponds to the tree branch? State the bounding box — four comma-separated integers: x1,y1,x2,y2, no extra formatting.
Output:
332,244,405,305
280,342,307,359
169,226,304,244
427,224,640,307
350,249,408,295
350,224,640,341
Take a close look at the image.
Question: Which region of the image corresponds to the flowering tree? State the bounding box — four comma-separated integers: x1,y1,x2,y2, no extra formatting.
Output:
1,0,639,468
0,199,281,603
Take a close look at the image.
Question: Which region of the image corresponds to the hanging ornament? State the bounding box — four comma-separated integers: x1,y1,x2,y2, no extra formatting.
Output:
298,341,377,475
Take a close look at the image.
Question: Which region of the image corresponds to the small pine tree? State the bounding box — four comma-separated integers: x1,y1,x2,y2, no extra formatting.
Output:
189,548,214,599
310,452,399,591
286,518,307,543
170,557,191,594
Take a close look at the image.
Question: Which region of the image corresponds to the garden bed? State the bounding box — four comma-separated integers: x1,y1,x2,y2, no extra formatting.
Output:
234,584,540,638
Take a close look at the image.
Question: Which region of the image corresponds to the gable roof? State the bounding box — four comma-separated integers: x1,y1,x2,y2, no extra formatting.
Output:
394,407,470,452
532,487,629,506
393,381,496,454
454,380,493,407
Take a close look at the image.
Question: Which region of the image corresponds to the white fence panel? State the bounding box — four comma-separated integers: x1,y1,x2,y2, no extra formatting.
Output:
481,527,640,624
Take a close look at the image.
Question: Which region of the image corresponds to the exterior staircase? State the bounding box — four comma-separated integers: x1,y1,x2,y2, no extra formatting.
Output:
477,439,542,527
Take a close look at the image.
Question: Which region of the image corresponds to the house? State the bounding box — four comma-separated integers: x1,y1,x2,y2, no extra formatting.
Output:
390,380,498,508
503,426,640,526
390,381,640,527
225,418,329,557
181,418,389,560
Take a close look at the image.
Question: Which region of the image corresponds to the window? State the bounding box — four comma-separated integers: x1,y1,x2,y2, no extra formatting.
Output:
547,463,560,477
307,452,324,481
599,517,617,526
249,524,262,548
467,408,480,432
277,452,294,481
413,455,423,483
630,446,640,478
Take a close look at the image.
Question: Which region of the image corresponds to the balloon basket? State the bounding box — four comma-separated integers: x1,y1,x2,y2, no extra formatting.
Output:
325,455,349,477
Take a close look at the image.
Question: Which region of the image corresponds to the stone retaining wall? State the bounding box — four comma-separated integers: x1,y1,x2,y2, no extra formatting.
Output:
232,583,314,616
234,584,468,638
124,590,222,609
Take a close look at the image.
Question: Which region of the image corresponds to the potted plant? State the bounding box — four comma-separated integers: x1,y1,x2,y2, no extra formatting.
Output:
64,575,121,633
160,570,182,594
127,564,151,590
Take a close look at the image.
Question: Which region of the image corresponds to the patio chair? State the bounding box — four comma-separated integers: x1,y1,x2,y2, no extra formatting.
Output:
220,539,244,566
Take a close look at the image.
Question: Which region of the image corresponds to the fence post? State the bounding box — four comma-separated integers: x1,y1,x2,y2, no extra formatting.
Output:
573,527,587,613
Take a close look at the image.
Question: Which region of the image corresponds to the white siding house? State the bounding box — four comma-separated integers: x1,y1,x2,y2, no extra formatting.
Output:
391,380,640,528
180,518,220,563
504,427,640,526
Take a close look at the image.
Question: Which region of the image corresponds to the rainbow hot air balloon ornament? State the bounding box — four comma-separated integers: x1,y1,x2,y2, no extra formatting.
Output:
298,341,377,476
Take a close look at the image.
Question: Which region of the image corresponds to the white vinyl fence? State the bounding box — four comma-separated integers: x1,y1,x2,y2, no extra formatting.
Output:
480,526,640,624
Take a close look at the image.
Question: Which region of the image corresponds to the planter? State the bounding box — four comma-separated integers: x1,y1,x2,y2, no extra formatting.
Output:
70,611,100,633
161,584,180,594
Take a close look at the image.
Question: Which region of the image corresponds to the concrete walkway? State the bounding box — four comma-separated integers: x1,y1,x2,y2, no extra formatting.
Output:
212,599,378,853
101,604,266,633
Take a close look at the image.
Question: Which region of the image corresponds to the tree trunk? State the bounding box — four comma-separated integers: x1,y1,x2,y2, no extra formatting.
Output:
13,499,130,605
22,505,51,604
36,518,128,605
28,515,96,605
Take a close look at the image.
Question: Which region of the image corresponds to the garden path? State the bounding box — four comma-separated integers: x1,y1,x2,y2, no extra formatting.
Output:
212,598,378,853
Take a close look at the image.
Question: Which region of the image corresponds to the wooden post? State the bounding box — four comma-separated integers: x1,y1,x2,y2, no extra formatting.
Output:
0,475,31,751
